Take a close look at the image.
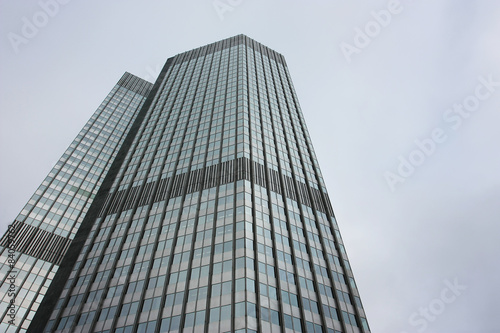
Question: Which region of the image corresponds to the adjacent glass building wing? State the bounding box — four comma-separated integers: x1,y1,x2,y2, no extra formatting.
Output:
0,73,152,333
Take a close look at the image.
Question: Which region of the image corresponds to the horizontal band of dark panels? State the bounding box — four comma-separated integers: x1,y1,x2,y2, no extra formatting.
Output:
99,157,333,218
0,220,72,265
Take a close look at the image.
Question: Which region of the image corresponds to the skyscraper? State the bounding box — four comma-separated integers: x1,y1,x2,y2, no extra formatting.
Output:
0,73,152,332
27,35,369,332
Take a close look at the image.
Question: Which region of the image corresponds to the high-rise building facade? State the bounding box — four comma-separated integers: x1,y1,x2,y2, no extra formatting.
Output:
0,73,152,332
26,35,369,333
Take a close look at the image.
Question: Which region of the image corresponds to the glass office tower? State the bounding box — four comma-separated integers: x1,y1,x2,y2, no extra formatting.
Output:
29,35,370,333
0,73,152,332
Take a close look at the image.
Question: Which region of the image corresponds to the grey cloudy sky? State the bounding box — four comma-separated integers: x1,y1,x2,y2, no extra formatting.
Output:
1,1,499,332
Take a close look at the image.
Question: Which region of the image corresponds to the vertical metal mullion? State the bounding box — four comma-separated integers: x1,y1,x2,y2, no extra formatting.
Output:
229,41,241,333
244,38,264,333
251,46,288,333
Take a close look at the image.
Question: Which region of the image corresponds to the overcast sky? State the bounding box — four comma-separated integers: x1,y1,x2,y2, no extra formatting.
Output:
1,1,499,332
